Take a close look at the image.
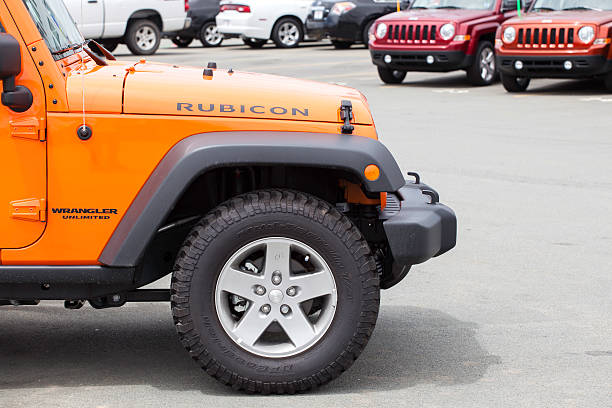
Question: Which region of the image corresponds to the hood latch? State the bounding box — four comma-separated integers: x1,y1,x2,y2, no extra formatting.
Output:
340,100,354,135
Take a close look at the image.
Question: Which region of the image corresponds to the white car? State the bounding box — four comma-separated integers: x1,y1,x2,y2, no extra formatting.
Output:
216,0,312,48
63,0,191,55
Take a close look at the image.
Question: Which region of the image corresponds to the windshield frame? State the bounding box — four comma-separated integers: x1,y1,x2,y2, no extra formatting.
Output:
409,0,498,10
22,0,84,61
529,0,612,11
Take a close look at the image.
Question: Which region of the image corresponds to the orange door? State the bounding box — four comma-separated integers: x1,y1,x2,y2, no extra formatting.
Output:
0,5,47,249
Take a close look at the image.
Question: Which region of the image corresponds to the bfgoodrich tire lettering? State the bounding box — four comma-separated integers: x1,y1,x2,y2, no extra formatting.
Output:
171,190,380,394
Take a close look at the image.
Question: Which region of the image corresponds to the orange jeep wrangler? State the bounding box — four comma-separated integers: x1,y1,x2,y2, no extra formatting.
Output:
0,0,456,393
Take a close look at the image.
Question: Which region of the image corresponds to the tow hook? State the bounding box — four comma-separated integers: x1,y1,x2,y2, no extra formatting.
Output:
340,99,354,134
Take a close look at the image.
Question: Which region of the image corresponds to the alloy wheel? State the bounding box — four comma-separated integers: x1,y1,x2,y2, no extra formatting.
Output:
278,22,300,47
135,26,157,51
214,237,337,358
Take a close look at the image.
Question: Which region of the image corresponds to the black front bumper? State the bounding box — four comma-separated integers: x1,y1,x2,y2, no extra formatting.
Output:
497,55,612,78
381,176,456,280
371,50,474,72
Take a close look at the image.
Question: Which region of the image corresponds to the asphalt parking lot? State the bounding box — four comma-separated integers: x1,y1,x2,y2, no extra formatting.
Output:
1,39,611,407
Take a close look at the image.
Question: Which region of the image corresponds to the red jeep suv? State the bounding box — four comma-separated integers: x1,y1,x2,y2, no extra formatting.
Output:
496,0,612,92
369,0,529,85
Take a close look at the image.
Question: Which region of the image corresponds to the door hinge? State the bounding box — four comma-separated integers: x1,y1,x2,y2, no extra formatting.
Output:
10,198,47,222
10,117,46,141
339,100,354,135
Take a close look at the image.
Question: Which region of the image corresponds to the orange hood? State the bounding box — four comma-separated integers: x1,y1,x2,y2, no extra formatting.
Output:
67,60,374,126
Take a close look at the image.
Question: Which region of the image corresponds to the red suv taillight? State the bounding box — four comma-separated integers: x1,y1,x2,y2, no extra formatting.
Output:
220,4,251,12
184,0,189,12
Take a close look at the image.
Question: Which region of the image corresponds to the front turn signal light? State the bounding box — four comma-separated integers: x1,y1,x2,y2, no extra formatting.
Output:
453,35,470,41
594,38,611,45
364,164,380,181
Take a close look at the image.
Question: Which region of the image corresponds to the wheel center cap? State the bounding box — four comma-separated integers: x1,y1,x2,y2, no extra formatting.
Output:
268,289,284,304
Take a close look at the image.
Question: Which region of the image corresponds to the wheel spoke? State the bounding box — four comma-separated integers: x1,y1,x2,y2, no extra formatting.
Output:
232,305,271,347
278,308,315,348
217,266,264,300
290,271,334,301
264,241,291,277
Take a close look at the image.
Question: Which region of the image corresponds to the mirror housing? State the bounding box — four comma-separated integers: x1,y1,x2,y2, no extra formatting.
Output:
0,32,33,112
0,33,21,83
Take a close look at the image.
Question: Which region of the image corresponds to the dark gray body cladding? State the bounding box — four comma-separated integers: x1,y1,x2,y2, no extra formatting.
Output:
99,131,405,267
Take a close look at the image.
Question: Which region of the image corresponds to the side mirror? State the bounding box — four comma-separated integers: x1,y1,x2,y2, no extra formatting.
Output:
0,32,33,113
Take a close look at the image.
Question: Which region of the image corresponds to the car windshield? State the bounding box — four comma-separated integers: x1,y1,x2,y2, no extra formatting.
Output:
410,0,496,10
22,0,84,59
531,0,612,10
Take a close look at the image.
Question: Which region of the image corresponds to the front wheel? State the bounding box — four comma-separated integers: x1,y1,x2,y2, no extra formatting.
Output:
466,41,497,86
500,73,530,92
604,72,612,91
99,39,119,53
272,17,303,48
172,36,193,48
171,190,380,394
200,21,223,47
377,66,406,84
125,19,161,55
243,37,267,48
332,40,353,49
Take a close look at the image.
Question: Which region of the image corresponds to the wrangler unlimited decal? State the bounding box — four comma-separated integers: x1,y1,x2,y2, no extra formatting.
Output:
52,208,118,220
177,103,309,117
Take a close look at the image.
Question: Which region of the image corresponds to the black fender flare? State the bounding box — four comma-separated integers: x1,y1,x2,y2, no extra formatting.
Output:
99,131,405,267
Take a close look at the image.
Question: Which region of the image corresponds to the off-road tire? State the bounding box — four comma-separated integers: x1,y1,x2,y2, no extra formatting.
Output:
500,73,530,92
332,40,353,49
200,21,223,47
172,36,193,48
243,37,267,48
171,190,380,394
271,17,303,48
466,41,497,86
125,19,161,55
377,66,406,84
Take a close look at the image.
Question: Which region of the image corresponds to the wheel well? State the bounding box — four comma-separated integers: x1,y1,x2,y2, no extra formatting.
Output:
135,165,383,287
477,32,495,45
127,10,163,32
273,15,304,32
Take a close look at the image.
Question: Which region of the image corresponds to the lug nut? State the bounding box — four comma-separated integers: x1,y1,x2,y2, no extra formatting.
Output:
280,304,291,315
260,304,271,314
286,287,297,297
271,272,282,285
254,285,266,295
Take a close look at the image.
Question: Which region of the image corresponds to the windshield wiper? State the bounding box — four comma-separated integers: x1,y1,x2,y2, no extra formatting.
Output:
562,6,601,10
434,6,463,9
51,40,86,56
411,6,429,9
532,6,556,11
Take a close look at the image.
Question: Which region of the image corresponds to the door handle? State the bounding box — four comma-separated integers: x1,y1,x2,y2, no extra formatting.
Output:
88,0,98,3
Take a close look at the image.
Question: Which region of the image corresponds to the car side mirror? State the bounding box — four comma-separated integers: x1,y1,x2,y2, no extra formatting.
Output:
0,32,33,112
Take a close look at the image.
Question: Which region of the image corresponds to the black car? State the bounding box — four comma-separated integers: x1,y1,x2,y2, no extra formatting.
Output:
172,0,223,47
306,0,410,49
